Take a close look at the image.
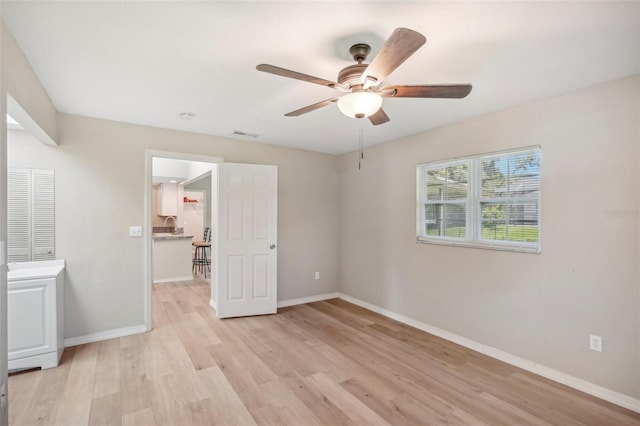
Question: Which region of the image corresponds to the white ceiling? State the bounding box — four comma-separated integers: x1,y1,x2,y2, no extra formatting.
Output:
1,1,638,154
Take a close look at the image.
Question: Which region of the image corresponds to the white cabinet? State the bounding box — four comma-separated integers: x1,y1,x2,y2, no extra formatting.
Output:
8,260,65,370
158,182,178,216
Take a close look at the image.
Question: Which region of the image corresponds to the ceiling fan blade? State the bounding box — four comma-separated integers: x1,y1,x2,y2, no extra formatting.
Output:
368,108,390,125
361,28,426,85
381,84,472,99
284,98,339,117
257,64,340,89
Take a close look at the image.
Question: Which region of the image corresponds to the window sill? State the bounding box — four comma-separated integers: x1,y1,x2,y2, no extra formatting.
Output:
416,237,541,254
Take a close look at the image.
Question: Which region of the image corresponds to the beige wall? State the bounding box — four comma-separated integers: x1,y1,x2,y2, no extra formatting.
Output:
8,114,340,339
338,75,640,398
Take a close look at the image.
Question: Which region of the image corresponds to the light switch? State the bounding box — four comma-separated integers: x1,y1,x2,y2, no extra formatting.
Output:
129,226,143,237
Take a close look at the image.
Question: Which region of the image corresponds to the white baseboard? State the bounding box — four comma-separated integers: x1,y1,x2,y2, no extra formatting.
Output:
336,293,640,414
277,292,339,308
209,299,217,311
153,275,194,284
64,324,147,347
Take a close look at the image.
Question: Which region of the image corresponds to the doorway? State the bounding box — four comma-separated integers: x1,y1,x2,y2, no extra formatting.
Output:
144,151,279,328
144,150,221,331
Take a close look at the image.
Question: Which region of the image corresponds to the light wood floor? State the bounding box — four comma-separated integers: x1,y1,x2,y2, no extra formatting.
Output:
9,278,640,425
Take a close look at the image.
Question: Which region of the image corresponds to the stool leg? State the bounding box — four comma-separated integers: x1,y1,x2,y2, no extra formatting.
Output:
206,246,211,276
203,247,208,278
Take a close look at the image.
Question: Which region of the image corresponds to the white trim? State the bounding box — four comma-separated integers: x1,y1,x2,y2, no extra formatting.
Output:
277,292,339,308
417,237,541,254
209,298,217,311
336,293,640,414
63,324,147,348
152,275,194,284
8,351,59,371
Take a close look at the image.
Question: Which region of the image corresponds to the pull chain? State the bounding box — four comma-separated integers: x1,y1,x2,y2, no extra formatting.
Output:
358,128,364,170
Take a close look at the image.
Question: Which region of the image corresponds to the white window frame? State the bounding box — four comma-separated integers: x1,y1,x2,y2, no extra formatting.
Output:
416,146,541,253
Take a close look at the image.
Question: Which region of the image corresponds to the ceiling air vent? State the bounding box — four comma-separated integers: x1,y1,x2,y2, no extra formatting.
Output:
233,130,259,138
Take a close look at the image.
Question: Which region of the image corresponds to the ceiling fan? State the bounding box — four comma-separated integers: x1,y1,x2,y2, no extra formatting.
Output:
256,28,472,126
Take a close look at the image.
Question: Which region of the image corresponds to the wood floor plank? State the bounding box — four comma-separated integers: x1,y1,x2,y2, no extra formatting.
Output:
282,374,355,426
305,372,391,425
257,378,324,426
197,366,257,426
92,338,121,399
121,407,155,426
53,343,99,425
8,278,640,426
88,392,122,426
121,378,152,416
8,368,43,425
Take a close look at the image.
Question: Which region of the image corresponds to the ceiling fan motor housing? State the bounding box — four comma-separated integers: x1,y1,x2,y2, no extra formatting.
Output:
337,64,368,88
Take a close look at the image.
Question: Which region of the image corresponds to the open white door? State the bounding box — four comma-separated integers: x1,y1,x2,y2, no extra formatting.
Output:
216,163,277,318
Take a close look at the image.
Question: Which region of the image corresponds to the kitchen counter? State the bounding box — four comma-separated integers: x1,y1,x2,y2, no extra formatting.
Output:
152,233,194,241
152,236,194,283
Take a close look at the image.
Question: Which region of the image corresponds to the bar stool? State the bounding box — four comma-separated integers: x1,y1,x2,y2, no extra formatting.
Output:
192,227,211,278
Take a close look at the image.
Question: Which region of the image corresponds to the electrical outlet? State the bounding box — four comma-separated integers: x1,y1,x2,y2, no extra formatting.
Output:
589,334,603,352
315,272,320,280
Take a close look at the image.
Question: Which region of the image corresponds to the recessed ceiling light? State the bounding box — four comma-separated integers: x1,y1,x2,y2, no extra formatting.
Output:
179,112,195,120
169,180,177,183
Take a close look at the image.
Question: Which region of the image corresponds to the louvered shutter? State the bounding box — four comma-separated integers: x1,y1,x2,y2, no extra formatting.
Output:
32,169,55,261
7,169,31,262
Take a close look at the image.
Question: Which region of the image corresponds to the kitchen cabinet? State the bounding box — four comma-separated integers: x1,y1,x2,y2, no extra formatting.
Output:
158,182,178,216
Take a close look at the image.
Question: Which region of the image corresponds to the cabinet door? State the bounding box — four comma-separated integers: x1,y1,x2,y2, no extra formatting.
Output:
8,278,56,360
159,183,178,216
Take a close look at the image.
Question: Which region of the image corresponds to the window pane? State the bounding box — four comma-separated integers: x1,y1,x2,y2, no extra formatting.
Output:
426,164,468,201
425,203,466,238
506,202,539,242
481,202,539,243
508,153,540,198
480,202,507,240
426,168,446,201
481,156,508,198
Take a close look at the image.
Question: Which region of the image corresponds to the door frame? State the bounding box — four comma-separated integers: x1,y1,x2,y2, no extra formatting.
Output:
143,149,222,331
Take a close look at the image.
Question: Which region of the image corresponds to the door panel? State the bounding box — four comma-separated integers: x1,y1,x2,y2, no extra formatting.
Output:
217,163,277,318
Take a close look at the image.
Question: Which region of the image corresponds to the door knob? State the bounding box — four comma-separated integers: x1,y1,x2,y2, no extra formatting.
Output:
270,244,277,250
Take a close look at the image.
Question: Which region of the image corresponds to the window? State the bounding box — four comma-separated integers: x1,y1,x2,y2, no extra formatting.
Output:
417,147,541,252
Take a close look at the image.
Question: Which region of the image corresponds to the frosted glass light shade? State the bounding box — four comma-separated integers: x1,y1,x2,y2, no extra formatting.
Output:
337,92,383,119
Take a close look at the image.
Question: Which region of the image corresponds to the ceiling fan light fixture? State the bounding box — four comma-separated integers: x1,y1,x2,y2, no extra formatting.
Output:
337,92,383,119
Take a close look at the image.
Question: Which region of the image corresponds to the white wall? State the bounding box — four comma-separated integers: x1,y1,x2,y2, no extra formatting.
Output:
338,75,640,399
8,114,340,341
